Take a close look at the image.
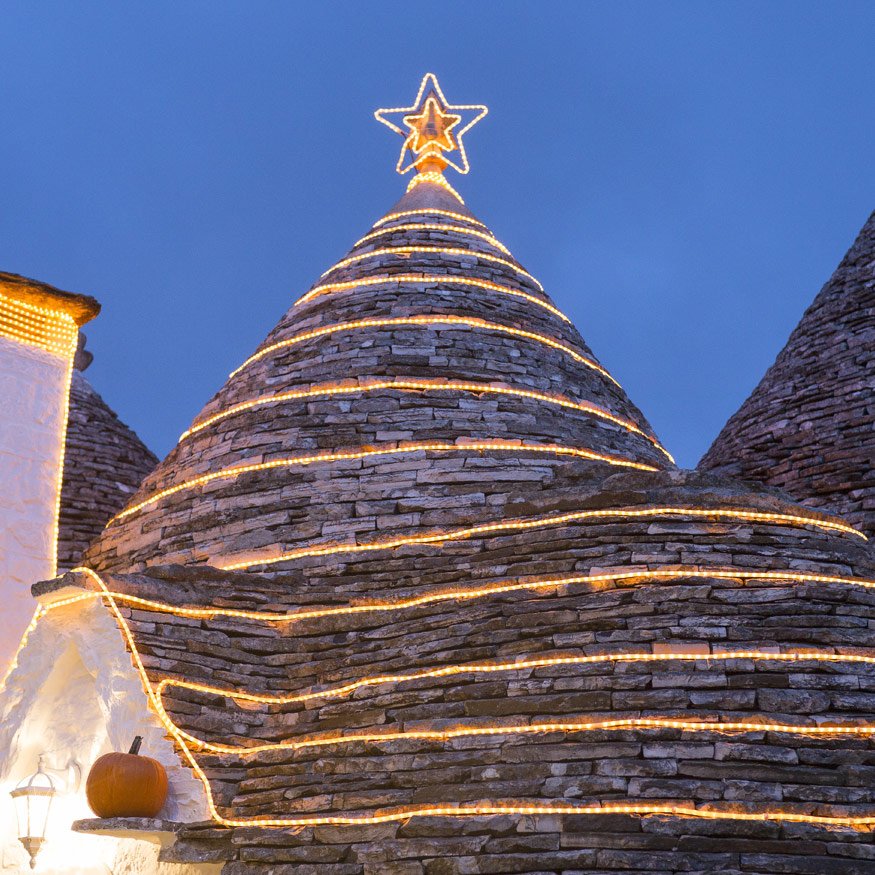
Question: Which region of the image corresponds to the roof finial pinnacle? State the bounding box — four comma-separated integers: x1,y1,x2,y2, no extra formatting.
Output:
374,73,488,182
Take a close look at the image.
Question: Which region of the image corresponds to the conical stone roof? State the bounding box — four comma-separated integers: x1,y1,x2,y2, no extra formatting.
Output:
58,369,157,571
700,210,875,537
86,180,673,572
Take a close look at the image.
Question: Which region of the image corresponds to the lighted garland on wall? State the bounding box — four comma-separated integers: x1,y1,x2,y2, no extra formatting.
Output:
293,274,571,321
11,570,875,831
147,644,875,830
109,440,657,524
217,507,865,570
372,208,490,230
28,562,875,630
0,290,79,357
167,714,875,757
159,647,875,711
228,314,620,386
406,171,465,201
187,566,875,611
354,223,511,255
319,245,544,291
5,567,874,831
88,567,875,831
178,377,664,449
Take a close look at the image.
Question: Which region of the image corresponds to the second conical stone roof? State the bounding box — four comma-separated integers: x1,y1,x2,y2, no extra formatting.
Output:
87,180,673,572
700,209,875,537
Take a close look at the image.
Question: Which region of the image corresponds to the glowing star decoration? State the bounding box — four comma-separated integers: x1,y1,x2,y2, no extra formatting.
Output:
404,98,461,157
375,73,488,176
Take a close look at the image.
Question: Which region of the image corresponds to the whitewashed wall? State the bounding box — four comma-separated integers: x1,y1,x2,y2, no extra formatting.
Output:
0,595,210,873
0,335,70,672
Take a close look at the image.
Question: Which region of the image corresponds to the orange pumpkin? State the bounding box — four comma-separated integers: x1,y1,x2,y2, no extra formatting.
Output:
86,736,168,818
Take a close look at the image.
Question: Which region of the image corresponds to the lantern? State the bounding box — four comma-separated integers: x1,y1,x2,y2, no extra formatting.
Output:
10,759,56,869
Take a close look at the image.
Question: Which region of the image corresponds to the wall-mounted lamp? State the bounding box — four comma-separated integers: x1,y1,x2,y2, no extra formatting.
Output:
9,755,81,870
10,758,56,869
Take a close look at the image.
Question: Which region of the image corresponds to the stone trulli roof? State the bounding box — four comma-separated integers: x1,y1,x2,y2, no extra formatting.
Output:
85,178,673,574
19,78,875,872
57,368,158,571
699,211,875,537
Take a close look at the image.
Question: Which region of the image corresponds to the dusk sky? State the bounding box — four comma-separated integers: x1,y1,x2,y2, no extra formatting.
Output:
2,2,874,467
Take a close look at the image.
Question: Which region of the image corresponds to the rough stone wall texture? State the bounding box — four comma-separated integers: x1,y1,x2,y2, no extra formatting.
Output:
699,211,875,537
0,335,70,668
62,466,875,874
85,182,670,573
58,370,157,571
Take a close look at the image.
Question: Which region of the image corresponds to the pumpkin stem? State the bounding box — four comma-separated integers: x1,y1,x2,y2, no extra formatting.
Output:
128,736,143,755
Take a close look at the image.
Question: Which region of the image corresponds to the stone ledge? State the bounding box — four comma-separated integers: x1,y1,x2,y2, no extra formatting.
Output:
71,817,180,843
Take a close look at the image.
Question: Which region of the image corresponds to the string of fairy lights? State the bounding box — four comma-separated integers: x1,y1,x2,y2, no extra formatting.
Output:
176,378,668,450
168,715,875,758
109,442,662,525
217,506,864,571
354,222,512,255
372,208,490,229
293,273,571,319
406,171,466,201
228,314,619,384
319,245,545,291
0,290,79,358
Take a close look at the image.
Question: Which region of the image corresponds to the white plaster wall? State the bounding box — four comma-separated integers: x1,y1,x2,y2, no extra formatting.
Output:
0,335,70,673
0,596,210,874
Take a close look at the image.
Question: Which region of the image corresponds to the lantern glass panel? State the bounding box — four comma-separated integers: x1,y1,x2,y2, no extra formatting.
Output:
12,769,55,840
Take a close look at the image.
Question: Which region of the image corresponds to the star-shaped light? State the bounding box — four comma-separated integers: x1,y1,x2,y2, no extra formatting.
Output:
403,97,461,157
375,73,488,175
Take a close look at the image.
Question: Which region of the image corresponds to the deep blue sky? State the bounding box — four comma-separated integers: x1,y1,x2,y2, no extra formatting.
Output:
2,2,873,467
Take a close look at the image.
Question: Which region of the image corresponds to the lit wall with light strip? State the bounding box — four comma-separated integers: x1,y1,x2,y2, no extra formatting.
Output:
293,273,570,320
217,504,864,570
406,171,465,201
178,378,664,452
0,291,79,673
319,245,544,291
353,223,511,255
229,314,617,384
110,441,664,524
372,208,490,230
0,291,78,357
